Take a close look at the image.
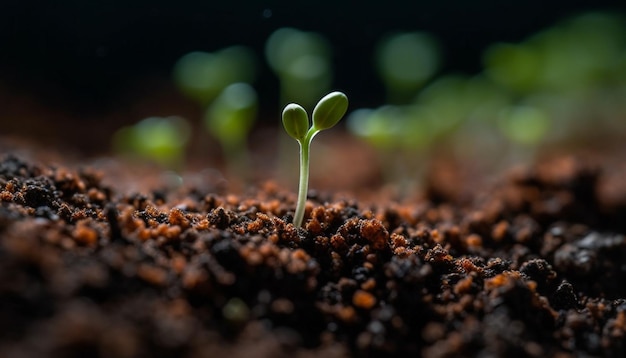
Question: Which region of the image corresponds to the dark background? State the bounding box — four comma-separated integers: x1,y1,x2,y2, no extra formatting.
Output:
0,1,624,153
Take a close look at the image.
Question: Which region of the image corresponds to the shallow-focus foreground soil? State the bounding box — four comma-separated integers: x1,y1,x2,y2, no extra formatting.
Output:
1,151,625,358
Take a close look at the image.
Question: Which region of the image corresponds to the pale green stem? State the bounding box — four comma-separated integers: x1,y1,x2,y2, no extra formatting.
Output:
293,130,317,227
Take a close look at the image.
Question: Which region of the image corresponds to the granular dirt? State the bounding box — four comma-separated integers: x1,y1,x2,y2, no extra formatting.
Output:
0,153,625,357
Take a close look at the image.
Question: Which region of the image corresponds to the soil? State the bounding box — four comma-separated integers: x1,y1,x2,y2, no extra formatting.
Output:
1,143,625,358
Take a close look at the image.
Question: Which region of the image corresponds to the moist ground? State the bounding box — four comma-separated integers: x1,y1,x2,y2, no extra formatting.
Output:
0,152,625,358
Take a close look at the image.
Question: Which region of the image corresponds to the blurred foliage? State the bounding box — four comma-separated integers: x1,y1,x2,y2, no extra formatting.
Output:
169,46,259,181
265,28,333,109
173,46,256,106
497,105,550,145
376,32,441,104
484,12,625,93
348,11,626,193
205,82,258,181
113,116,191,169
205,83,258,145
111,11,625,191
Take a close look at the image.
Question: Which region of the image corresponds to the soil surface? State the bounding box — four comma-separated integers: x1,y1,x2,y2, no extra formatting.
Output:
1,149,625,358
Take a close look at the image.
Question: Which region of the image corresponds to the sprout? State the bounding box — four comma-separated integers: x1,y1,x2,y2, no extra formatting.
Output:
346,105,425,198
376,32,440,103
497,105,550,146
173,46,256,106
205,83,258,181
282,91,348,227
265,28,332,108
112,116,191,170
483,12,626,94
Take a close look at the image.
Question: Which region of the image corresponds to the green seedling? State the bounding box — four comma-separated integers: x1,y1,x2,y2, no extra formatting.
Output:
266,27,332,108
112,116,191,170
376,32,440,104
173,46,256,106
498,104,550,146
346,74,512,198
482,12,626,155
483,12,625,94
205,83,258,182
282,91,348,227
346,105,416,197
266,28,334,183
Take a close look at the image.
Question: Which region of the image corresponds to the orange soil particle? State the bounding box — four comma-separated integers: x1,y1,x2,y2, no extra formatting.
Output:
4,181,16,192
444,225,461,242
453,275,474,295
181,268,209,290
306,204,345,236
136,264,168,287
330,234,348,252
194,218,210,231
353,290,377,310
465,234,483,248
484,273,508,290
0,189,14,201
148,222,181,240
484,271,523,291
393,246,414,258
491,220,509,242
259,242,279,258
515,226,533,243
72,221,98,246
291,248,310,261
424,245,453,264
240,246,263,266
425,208,439,223
168,208,190,229
390,233,409,248
259,199,282,216
431,229,443,244
337,305,357,323
246,213,271,233
163,225,182,240
359,219,389,251
87,187,106,202
55,169,87,192
458,258,484,274
305,218,323,235
71,210,89,222
360,278,376,291
138,228,152,241
170,255,187,274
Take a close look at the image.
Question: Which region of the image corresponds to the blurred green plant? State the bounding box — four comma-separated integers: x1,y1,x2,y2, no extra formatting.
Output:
266,28,335,183
484,12,625,94
173,46,256,106
282,91,348,227
172,46,258,182
376,32,441,104
497,104,550,146
205,82,258,181
347,74,510,195
157,10,625,192
113,116,191,170
266,28,333,109
483,11,626,152
346,105,416,195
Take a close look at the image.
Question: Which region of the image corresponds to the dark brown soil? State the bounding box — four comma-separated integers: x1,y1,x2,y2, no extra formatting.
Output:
1,151,625,358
